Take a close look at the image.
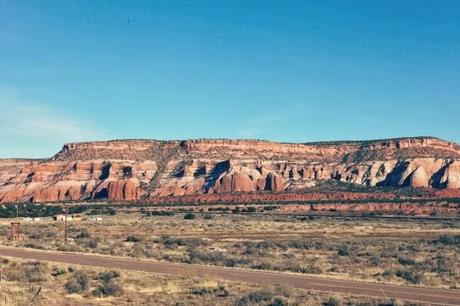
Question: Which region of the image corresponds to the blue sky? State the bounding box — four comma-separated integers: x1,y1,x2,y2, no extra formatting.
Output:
1,0,459,157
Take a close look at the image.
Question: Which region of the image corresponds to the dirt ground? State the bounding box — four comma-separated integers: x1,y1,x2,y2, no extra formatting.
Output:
0,211,458,290
0,256,413,306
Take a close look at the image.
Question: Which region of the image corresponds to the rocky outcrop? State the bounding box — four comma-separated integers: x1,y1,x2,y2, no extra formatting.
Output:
0,159,156,203
0,137,459,203
107,180,139,201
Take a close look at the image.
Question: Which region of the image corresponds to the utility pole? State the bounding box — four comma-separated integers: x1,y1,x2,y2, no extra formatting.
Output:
10,204,20,241
64,203,67,244
16,204,19,241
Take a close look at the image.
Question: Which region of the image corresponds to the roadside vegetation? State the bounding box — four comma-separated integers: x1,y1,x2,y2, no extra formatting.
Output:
0,203,116,218
1,212,458,289
0,257,409,305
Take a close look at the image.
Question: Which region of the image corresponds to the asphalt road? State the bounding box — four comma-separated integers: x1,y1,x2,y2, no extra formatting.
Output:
0,246,459,305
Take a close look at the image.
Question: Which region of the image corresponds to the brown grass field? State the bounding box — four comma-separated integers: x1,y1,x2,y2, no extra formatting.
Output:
0,208,459,305
0,256,409,306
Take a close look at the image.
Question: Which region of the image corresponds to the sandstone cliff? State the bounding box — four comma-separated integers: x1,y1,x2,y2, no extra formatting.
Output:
0,137,459,203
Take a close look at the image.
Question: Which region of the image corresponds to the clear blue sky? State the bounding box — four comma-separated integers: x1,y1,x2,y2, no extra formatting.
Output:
1,1,459,157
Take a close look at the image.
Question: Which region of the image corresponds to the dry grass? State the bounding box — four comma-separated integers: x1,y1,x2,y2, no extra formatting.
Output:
0,212,459,289
0,257,408,306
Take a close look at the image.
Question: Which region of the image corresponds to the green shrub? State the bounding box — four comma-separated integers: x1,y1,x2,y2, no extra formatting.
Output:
397,256,415,266
250,261,274,270
188,249,225,264
97,271,120,282
148,210,175,216
288,239,310,250
84,238,99,249
27,230,46,240
23,242,45,250
130,243,155,258
190,286,215,295
395,270,422,284
432,235,460,246
5,270,23,282
93,280,122,297
23,262,46,282
269,297,288,306
126,235,141,242
273,286,292,298
232,207,241,214
386,298,404,306
158,235,208,248
337,245,349,256
184,213,195,220
323,295,342,306
51,267,67,277
434,255,455,274
88,207,116,216
64,271,89,293
0,204,64,218
75,229,91,239
190,284,228,296
382,270,392,277
91,270,123,297
235,288,274,306
369,256,381,266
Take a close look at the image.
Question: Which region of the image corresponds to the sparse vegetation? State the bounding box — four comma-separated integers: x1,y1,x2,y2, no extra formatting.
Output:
1,210,459,290
235,288,275,306
323,295,342,306
184,213,195,220
126,235,142,242
64,270,89,293
92,277,122,297
0,257,405,305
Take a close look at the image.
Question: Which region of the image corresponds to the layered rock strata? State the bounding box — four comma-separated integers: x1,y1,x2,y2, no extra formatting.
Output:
0,137,459,203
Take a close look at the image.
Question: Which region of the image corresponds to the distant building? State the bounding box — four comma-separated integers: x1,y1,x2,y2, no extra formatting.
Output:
53,214,81,222
23,217,42,222
53,215,68,221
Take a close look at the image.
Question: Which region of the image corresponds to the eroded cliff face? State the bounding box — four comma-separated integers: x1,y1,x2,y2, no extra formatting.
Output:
0,137,459,203
0,159,156,203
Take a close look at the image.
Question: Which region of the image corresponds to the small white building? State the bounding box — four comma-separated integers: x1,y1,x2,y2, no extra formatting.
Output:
53,214,73,221
53,214,81,222
23,217,42,222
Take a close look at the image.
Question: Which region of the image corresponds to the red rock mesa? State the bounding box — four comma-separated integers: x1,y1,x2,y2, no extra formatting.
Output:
0,137,459,203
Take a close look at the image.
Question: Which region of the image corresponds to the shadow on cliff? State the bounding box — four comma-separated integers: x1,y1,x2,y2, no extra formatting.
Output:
203,160,231,192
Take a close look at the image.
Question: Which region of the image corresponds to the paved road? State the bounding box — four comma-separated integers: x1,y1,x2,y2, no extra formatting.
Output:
0,246,459,305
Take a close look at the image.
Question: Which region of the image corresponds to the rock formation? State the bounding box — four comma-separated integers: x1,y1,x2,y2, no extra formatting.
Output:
0,137,459,203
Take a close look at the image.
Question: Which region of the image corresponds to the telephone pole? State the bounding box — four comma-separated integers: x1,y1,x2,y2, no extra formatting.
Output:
64,203,68,244
16,204,19,241
10,204,20,241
